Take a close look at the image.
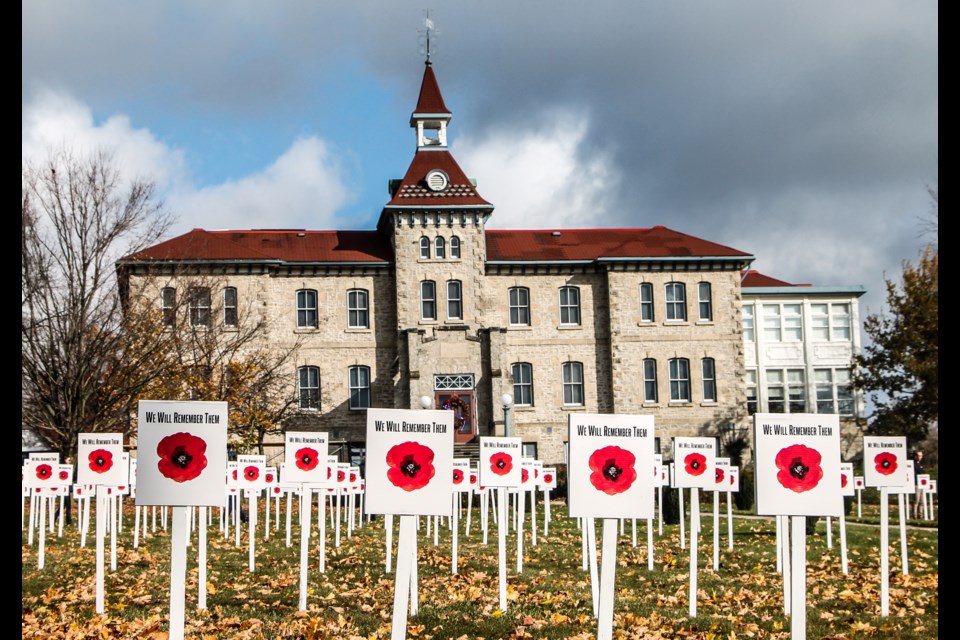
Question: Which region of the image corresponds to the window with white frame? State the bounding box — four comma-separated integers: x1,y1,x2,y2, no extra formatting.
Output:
765,369,785,413
783,304,802,341
512,362,534,407
508,286,530,326
665,282,687,321
298,366,320,410
419,236,430,259
188,286,211,327
420,280,437,320
434,236,446,259
763,304,782,341
296,289,318,328
562,361,584,406
522,442,538,459
746,370,758,415
161,287,176,328
222,287,238,327
742,304,755,342
698,282,713,321
787,369,806,412
669,357,691,402
701,357,717,402
640,283,654,322
347,289,369,328
450,236,461,259
559,286,581,325
348,365,371,410
447,280,462,320
642,358,658,403
815,367,854,414
812,303,852,341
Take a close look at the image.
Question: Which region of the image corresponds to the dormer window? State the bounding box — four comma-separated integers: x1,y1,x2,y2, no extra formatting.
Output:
425,169,449,192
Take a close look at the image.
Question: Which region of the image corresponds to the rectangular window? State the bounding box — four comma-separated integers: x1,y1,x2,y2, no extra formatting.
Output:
161,287,176,328
669,358,691,402
763,304,782,341
420,280,437,320
766,369,785,413
509,287,531,326
347,289,369,328
787,369,806,412
811,303,830,340
188,286,211,327
815,367,854,414
522,442,538,459
746,370,758,415
222,287,238,327
640,283,654,322
447,280,462,320
665,282,686,321
512,362,534,407
348,365,371,410
562,361,584,406
298,366,320,410
831,304,851,340
296,289,318,328
742,304,755,342
434,236,446,259
419,236,430,259
559,286,581,325
783,304,802,341
642,358,658,403
701,357,717,402
450,236,461,259
698,282,713,321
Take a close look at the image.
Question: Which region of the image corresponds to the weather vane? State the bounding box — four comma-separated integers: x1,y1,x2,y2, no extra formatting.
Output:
418,10,438,63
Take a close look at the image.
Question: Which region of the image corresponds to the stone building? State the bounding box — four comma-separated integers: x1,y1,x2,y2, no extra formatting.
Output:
119,61,861,465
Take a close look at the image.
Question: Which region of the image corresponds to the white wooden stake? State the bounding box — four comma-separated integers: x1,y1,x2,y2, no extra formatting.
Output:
37,492,47,570
497,487,508,611
588,517,599,617
385,513,394,573
688,489,699,618
597,518,618,640
516,490,525,574
880,488,890,616
790,516,807,640
168,507,189,640
647,518,654,571
726,490,734,551
247,492,257,572
679,486,686,550
198,507,208,611
713,489,720,571
781,516,791,616
452,493,459,575
95,487,106,614
298,488,311,611
839,509,849,574
897,493,909,575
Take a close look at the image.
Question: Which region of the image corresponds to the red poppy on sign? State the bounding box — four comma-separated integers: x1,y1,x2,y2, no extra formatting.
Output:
157,432,208,483
36,464,52,481
244,466,260,482
588,446,638,495
295,447,319,471
490,452,513,476
775,444,823,493
452,469,464,484
88,449,114,474
684,452,707,477
874,452,898,476
386,441,436,492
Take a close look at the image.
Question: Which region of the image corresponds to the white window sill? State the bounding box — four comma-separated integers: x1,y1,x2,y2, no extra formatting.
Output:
561,405,586,411
668,401,693,407
695,320,714,326
637,321,656,327
345,327,371,333
700,401,719,407
508,324,532,330
663,321,689,327
557,324,582,330
295,327,319,333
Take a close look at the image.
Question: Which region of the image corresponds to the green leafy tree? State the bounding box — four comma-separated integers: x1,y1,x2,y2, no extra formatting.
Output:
854,245,938,440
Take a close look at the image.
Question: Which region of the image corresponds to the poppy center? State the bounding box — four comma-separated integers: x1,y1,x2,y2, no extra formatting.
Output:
789,457,809,480
401,456,421,478
496,459,507,469
301,454,312,465
95,456,107,467
603,461,622,481
881,459,891,469
690,460,701,470
172,447,193,469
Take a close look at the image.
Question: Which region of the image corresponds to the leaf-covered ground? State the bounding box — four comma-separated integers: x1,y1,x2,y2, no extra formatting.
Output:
22,498,938,639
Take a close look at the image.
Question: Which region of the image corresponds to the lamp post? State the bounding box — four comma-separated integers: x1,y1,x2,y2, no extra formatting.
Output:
420,395,433,410
501,394,513,437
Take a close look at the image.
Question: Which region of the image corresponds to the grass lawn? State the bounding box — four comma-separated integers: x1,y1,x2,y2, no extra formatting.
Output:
22,493,938,639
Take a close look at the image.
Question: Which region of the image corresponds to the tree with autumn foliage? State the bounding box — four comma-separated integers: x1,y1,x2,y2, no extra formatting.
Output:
22,148,175,459
854,241,938,442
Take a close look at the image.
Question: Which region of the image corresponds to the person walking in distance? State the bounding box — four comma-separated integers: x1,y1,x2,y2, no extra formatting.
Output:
912,450,925,519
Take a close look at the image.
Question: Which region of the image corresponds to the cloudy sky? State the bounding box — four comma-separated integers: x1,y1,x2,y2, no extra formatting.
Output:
23,2,937,323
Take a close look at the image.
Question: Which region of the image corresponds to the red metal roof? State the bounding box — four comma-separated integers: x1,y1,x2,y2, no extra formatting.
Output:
122,228,392,264
486,227,753,261
385,150,492,208
741,270,810,287
413,62,451,116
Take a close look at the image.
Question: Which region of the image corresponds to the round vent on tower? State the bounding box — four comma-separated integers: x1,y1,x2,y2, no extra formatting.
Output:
425,170,449,192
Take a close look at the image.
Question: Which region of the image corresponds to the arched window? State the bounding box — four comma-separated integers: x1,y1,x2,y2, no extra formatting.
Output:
508,286,530,325
446,280,462,319
562,361,584,406
669,358,691,402
643,358,658,403
559,286,581,325
296,289,318,328
665,282,686,321
450,235,461,259
701,357,717,402
347,288,369,328
698,282,712,321
349,365,371,409
512,362,534,406
222,287,238,327
640,283,654,322
435,236,446,259
419,236,430,259
420,280,437,320
298,366,320,410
